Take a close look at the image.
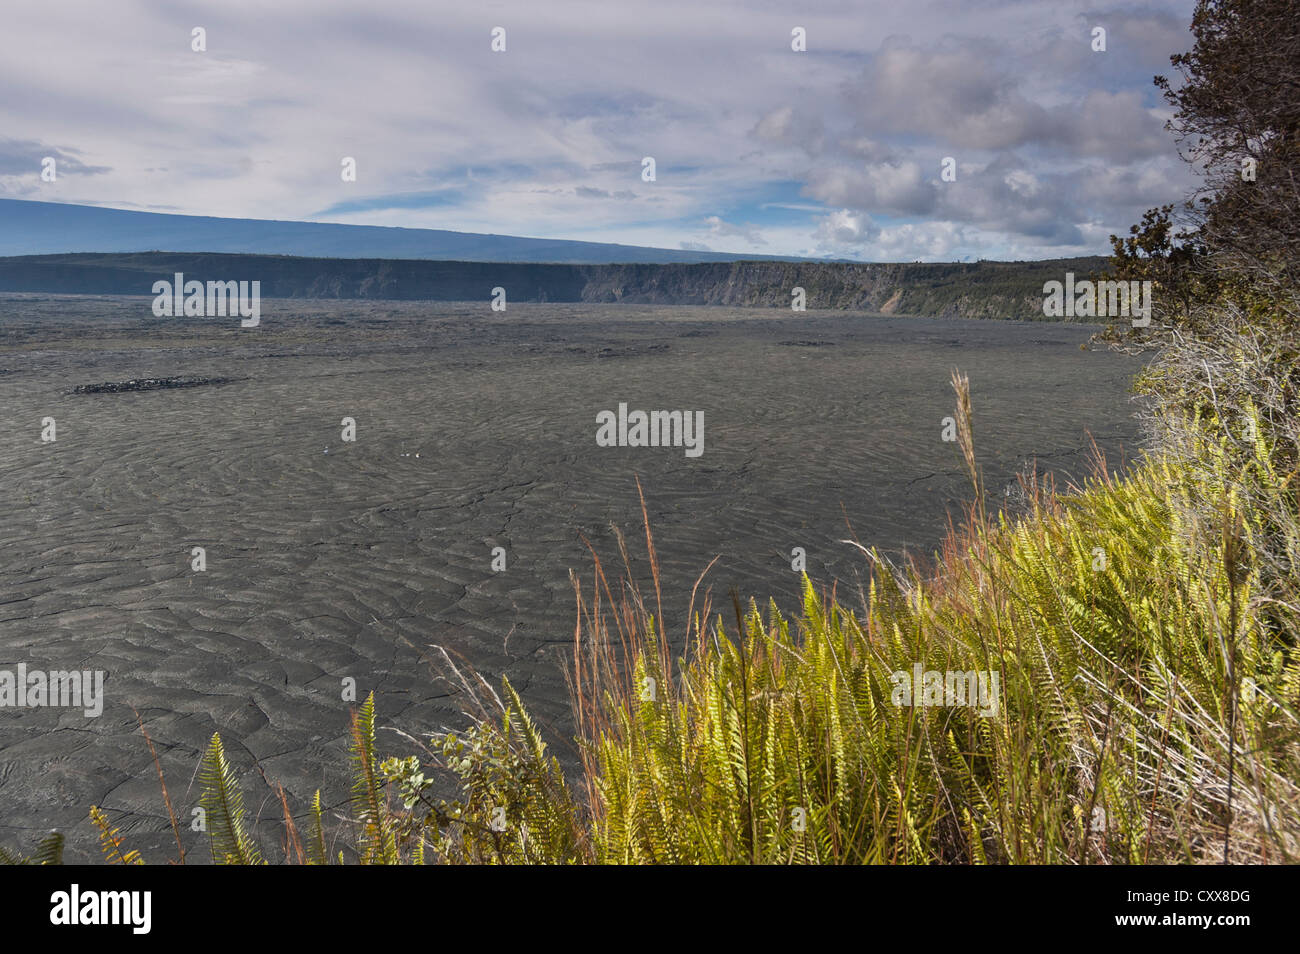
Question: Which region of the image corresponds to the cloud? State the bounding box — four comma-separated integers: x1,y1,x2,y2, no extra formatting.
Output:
705,215,767,245
1064,90,1171,162
0,138,110,176
838,37,1170,160
575,186,637,200
804,160,937,217
813,209,881,246
812,212,971,261
752,106,825,154
842,38,1054,152
0,0,1200,260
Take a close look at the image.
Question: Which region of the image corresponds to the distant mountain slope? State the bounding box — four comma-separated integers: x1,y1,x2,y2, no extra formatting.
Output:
0,251,1110,320
0,199,806,264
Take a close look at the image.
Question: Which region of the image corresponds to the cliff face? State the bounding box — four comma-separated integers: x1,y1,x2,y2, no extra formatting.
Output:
576,261,906,309
577,259,1111,319
0,252,1108,320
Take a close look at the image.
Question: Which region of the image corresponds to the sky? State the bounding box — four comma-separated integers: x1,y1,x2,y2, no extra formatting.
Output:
0,0,1200,261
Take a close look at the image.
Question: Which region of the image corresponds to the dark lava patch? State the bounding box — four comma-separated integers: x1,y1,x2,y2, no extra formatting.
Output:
71,376,237,395
564,344,670,358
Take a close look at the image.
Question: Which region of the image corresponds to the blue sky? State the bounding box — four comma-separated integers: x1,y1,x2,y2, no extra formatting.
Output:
0,0,1198,260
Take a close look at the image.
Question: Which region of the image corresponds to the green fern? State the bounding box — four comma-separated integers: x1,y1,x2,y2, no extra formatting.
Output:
307,789,329,865
350,692,397,864
199,732,263,865
0,831,65,865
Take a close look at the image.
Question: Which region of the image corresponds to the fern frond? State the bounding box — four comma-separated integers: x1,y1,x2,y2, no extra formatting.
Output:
350,692,397,864
199,732,263,865
307,789,329,865
89,806,143,865
33,831,65,866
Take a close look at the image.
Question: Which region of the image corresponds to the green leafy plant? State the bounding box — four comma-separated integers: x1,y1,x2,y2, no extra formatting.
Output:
199,732,264,865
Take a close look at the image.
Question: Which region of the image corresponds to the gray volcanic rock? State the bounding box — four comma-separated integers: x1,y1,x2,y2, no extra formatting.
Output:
0,294,1144,862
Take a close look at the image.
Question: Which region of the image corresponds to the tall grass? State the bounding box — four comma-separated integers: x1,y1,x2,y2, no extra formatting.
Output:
539,369,1297,864
336,345,1290,865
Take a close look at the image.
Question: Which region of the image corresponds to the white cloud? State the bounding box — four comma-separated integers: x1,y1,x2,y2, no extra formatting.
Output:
0,0,1200,260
